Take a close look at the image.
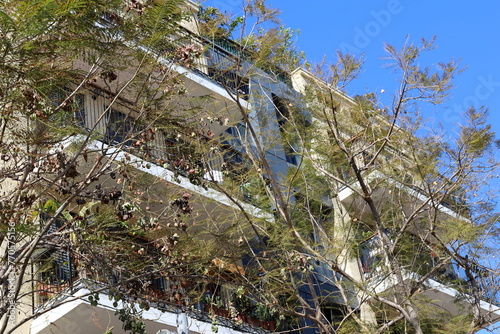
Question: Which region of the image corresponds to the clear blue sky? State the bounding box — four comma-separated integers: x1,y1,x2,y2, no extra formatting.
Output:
201,1,500,332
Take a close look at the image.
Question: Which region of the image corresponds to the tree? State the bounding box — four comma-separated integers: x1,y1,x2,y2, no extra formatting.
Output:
191,3,500,334
1,1,499,334
0,1,223,333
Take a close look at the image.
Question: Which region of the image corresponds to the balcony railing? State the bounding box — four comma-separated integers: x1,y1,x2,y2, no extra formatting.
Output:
73,88,271,209
35,275,279,333
159,24,291,95
359,233,462,284
81,88,238,174
202,34,292,87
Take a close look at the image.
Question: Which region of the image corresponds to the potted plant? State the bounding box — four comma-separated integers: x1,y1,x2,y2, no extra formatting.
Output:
202,294,230,318
254,303,276,331
232,292,253,322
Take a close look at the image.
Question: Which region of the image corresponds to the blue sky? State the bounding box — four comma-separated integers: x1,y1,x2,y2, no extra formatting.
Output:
273,0,500,134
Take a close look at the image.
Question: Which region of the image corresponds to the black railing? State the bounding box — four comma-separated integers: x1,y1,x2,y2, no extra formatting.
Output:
35,277,275,333
359,234,461,284
167,25,291,92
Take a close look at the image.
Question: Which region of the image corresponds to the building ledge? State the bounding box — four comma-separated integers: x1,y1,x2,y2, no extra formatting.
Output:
338,171,469,222
365,270,500,322
59,137,272,222
31,280,250,334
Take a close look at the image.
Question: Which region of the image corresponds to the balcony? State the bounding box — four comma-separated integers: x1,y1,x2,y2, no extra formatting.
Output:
66,87,272,222
358,234,500,320
32,213,284,334
167,25,292,90
32,276,283,334
359,234,458,281
337,171,469,236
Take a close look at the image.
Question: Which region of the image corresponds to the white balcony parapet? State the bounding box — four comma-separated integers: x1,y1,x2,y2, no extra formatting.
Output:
59,136,273,221
338,171,469,222
364,268,500,320
170,62,253,112
31,280,247,334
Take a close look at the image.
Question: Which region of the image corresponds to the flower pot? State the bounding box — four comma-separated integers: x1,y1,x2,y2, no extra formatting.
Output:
206,305,230,318
247,316,260,327
237,313,247,323
261,320,276,331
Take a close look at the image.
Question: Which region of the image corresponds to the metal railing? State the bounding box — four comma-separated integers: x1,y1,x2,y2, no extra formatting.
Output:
34,277,273,333
162,24,291,94
359,234,464,285
78,87,255,191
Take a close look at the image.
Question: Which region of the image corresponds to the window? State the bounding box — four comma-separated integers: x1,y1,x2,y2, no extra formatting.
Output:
105,109,135,145
272,93,298,165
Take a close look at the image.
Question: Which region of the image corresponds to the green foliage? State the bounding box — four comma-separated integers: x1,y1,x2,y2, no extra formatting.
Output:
1,2,498,334
253,303,276,321
337,317,361,334
245,26,304,71
103,327,114,334
116,305,146,334
88,293,100,307
459,107,495,155
198,7,243,38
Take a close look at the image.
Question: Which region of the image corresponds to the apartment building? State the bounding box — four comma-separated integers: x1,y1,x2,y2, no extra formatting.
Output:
2,1,499,333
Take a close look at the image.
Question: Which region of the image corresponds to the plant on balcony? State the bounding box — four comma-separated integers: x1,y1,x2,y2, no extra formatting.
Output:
232,288,253,315
253,303,276,330
201,293,231,318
